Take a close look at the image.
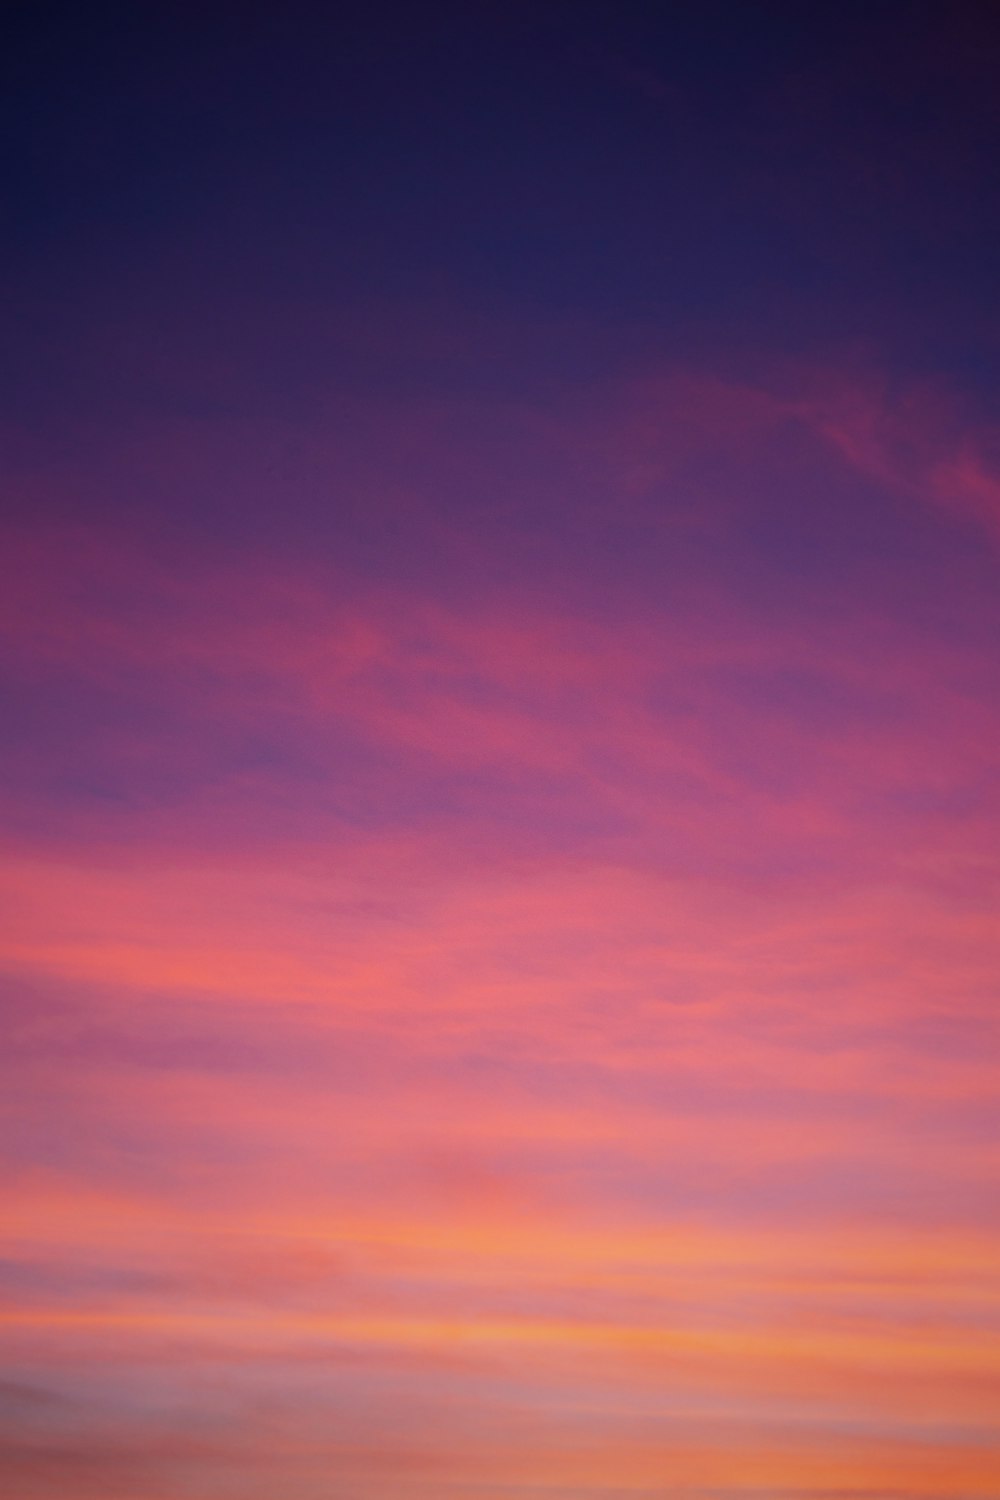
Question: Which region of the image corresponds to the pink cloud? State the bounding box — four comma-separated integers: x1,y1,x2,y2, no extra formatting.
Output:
2,352,999,1496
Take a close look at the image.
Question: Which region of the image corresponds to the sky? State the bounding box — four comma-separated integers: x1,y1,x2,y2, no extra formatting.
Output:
2,3,1000,1497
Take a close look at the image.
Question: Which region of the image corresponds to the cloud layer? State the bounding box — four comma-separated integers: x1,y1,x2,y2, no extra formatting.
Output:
2,346,999,1497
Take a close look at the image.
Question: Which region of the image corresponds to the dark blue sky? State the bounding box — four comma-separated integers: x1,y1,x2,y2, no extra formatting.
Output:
5,1,1000,392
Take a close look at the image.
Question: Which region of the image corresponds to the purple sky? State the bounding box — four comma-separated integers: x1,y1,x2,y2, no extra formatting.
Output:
2,4,1000,1497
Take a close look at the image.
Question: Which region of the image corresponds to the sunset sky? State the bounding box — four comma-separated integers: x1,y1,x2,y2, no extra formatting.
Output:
2,4,1000,1497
